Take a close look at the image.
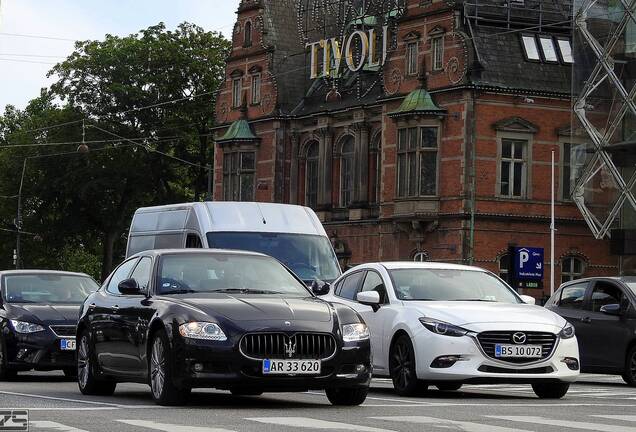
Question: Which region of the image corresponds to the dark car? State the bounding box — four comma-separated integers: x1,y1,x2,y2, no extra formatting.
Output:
76,249,371,406
545,276,636,385
0,270,99,379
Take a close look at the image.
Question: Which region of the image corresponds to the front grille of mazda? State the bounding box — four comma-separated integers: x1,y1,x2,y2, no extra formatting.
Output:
239,333,336,360
49,325,77,337
476,331,557,364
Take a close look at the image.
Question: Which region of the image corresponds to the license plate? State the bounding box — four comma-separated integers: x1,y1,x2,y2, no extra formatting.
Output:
262,359,321,375
60,339,76,351
495,344,542,358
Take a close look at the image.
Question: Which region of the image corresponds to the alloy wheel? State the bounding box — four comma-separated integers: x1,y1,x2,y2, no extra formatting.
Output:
77,336,90,389
391,339,413,391
150,338,166,399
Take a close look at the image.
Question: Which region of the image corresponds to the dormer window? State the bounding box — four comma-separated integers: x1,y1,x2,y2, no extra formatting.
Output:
244,21,252,47
557,38,573,63
521,34,541,61
539,36,558,62
521,34,573,64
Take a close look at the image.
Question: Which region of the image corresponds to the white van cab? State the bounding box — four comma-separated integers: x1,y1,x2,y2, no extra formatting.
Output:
126,202,341,285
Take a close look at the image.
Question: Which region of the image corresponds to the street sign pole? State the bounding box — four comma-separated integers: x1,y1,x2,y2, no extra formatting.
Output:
550,150,556,296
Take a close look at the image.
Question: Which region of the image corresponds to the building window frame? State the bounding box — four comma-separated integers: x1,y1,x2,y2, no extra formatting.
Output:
304,141,319,209
232,77,242,108
223,150,256,202
243,21,252,48
406,41,419,76
250,73,261,105
561,256,586,284
396,125,440,199
338,136,355,208
496,133,532,199
520,33,541,62
431,36,444,71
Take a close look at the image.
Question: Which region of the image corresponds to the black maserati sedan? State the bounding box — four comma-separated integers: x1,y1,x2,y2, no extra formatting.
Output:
0,270,99,379
76,249,371,406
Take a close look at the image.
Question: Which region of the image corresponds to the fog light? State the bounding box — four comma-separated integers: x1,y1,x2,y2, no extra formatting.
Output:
431,355,463,369
355,364,366,373
561,357,579,371
194,363,204,372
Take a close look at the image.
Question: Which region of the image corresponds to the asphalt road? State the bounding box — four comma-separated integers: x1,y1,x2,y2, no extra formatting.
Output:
0,373,635,432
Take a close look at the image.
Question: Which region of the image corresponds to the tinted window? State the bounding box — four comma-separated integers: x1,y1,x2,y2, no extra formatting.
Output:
389,269,520,303
338,272,364,300
186,234,203,248
559,283,586,309
591,282,624,312
361,271,387,304
128,236,154,256
3,274,98,304
158,253,310,296
130,257,152,292
155,233,184,249
106,259,139,295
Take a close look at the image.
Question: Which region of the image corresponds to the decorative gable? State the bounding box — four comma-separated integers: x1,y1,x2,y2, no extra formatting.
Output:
493,117,539,133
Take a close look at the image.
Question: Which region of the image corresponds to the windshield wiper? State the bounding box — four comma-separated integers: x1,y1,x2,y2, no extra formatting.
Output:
160,289,198,295
211,288,284,295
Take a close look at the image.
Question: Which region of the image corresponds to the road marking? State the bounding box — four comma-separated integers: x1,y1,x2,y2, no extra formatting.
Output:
0,390,160,409
306,391,431,405
247,417,396,432
592,415,636,422
488,416,636,432
30,421,90,432
371,416,532,432
5,407,117,411
117,420,236,432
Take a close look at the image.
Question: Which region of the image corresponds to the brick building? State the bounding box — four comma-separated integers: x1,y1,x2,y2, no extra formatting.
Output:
212,0,619,299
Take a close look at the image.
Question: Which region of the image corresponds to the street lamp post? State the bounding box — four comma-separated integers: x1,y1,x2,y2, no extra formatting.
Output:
15,158,28,269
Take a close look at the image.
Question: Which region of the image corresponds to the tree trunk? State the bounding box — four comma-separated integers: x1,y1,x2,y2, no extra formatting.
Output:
101,231,117,282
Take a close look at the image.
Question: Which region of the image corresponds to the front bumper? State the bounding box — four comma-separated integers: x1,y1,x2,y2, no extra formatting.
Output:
4,327,75,371
171,336,372,391
413,330,580,384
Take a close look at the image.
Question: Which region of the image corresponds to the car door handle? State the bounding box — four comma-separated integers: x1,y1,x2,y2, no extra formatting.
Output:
581,317,592,324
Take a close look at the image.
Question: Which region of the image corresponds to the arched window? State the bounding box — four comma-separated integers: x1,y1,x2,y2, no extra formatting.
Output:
305,141,319,208
561,256,585,284
413,251,430,262
340,136,355,207
244,21,252,47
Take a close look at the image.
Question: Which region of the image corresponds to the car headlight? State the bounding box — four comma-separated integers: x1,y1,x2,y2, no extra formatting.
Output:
342,323,370,342
179,322,227,341
10,320,45,334
559,322,575,339
419,318,469,337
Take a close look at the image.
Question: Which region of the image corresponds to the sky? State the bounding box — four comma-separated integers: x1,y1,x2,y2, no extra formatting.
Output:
0,0,240,111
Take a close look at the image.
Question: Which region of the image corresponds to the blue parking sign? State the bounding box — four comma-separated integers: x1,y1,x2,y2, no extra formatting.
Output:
513,247,544,280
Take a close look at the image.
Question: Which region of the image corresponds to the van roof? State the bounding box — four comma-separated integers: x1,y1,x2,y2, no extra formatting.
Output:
131,202,327,236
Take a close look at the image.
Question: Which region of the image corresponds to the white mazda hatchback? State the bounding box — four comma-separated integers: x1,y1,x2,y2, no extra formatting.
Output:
323,262,579,398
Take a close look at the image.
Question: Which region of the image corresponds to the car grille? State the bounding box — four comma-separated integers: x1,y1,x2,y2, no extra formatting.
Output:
49,325,77,337
476,331,557,364
240,333,337,360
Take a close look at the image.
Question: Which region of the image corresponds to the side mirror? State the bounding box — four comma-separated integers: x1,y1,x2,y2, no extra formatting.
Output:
312,280,330,296
118,278,142,296
520,295,536,305
357,291,381,311
600,303,622,316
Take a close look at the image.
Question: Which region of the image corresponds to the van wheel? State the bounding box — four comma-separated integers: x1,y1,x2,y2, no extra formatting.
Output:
325,387,368,406
532,382,570,399
149,331,191,406
77,331,116,396
389,335,426,396
0,337,17,381
622,345,636,387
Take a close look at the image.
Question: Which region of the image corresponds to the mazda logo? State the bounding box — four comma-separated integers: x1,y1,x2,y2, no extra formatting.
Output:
512,332,527,344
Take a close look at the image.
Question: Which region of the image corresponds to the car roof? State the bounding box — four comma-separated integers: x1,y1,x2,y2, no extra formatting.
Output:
350,261,489,272
560,276,636,287
0,270,91,278
129,248,270,259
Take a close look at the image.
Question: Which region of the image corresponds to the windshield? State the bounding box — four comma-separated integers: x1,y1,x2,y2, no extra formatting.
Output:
206,232,341,283
627,282,636,294
389,269,521,303
2,274,99,304
158,253,312,296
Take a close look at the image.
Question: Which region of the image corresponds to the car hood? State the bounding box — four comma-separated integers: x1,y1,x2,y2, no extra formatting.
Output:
167,294,333,322
412,301,567,331
8,304,81,324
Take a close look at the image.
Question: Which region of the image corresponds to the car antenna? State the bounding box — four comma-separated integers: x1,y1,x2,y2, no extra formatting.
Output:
255,202,267,225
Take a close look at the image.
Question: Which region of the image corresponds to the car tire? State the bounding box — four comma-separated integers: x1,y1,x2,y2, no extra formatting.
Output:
436,383,462,391
531,382,570,399
77,331,116,396
389,334,427,396
325,387,368,406
622,345,636,387
0,336,17,381
230,389,263,396
149,331,191,406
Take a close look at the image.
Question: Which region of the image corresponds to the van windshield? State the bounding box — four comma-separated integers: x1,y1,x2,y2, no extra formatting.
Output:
206,232,341,283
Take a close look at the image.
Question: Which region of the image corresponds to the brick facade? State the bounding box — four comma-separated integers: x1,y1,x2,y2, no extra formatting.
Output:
213,0,619,300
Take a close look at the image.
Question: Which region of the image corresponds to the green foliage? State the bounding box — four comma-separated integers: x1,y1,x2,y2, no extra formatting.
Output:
0,22,231,278
58,244,102,281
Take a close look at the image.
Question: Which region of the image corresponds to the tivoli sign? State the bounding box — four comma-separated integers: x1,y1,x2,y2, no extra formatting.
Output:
306,26,390,79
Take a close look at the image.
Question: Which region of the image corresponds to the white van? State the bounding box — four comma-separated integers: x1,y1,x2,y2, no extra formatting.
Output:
126,202,341,284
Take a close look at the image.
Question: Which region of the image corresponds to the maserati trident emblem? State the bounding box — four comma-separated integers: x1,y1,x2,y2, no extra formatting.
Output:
512,332,527,345
284,341,296,358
